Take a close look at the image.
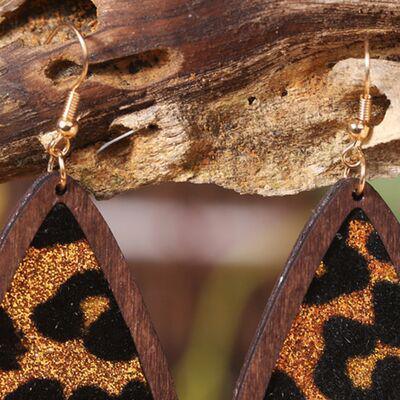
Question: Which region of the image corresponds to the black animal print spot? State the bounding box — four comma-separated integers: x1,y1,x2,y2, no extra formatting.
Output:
373,281,400,348
31,204,85,249
264,370,305,399
370,356,400,398
70,381,152,400
305,210,369,305
315,315,400,400
70,387,110,400
5,379,64,400
32,269,137,361
266,209,399,399
314,317,376,399
83,306,137,362
6,380,152,400
32,270,110,342
0,307,26,371
366,231,391,263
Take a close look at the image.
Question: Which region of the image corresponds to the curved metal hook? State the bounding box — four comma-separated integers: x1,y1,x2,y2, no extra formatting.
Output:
44,23,89,192
364,38,370,98
45,22,89,92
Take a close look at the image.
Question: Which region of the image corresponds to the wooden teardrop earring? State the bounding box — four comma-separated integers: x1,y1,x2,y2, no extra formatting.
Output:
0,23,177,400
234,40,400,400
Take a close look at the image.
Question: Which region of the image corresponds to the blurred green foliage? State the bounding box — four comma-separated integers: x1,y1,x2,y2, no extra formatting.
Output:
371,177,400,218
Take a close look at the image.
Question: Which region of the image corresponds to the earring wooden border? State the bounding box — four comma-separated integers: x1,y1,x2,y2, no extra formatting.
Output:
233,178,400,400
0,173,177,400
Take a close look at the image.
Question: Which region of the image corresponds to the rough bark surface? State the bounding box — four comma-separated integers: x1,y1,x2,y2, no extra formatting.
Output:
1,0,400,198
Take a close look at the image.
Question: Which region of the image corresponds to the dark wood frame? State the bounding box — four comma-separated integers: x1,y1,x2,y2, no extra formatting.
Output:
0,172,177,400
233,178,400,400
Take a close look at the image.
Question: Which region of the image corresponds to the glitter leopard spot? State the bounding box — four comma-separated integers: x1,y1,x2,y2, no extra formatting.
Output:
266,209,400,399
0,204,152,398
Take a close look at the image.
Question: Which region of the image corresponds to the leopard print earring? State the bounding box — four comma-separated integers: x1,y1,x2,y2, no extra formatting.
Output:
0,24,176,400
234,39,400,400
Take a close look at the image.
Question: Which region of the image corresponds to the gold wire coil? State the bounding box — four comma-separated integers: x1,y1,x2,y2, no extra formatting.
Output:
62,91,80,123
342,38,371,197
358,94,372,124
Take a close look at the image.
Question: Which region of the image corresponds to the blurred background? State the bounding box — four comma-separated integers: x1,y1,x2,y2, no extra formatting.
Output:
0,176,399,400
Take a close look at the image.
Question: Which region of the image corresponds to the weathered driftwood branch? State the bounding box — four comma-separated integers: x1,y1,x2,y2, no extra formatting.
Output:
1,0,400,198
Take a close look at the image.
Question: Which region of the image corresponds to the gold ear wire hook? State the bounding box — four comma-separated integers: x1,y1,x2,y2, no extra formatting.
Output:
364,39,371,98
359,39,372,128
342,38,372,196
45,23,89,91
349,38,372,141
44,23,89,192
45,23,89,137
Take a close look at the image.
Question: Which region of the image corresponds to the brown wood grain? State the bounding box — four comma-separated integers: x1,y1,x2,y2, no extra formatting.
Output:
0,172,177,400
233,178,400,400
0,1,400,197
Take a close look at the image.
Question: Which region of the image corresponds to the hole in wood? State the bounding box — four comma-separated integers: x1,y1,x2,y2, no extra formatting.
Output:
371,91,391,126
352,190,364,202
326,61,336,69
92,49,173,88
147,123,160,132
0,0,98,48
127,51,164,74
385,54,400,62
99,49,168,75
45,48,181,89
248,96,257,105
45,59,81,84
55,182,67,196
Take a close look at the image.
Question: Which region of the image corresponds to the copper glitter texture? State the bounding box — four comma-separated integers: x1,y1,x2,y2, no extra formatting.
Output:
267,212,400,399
0,239,148,397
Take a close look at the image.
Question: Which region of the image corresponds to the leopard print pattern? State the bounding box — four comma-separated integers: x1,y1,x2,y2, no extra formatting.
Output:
265,209,400,400
0,204,153,399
